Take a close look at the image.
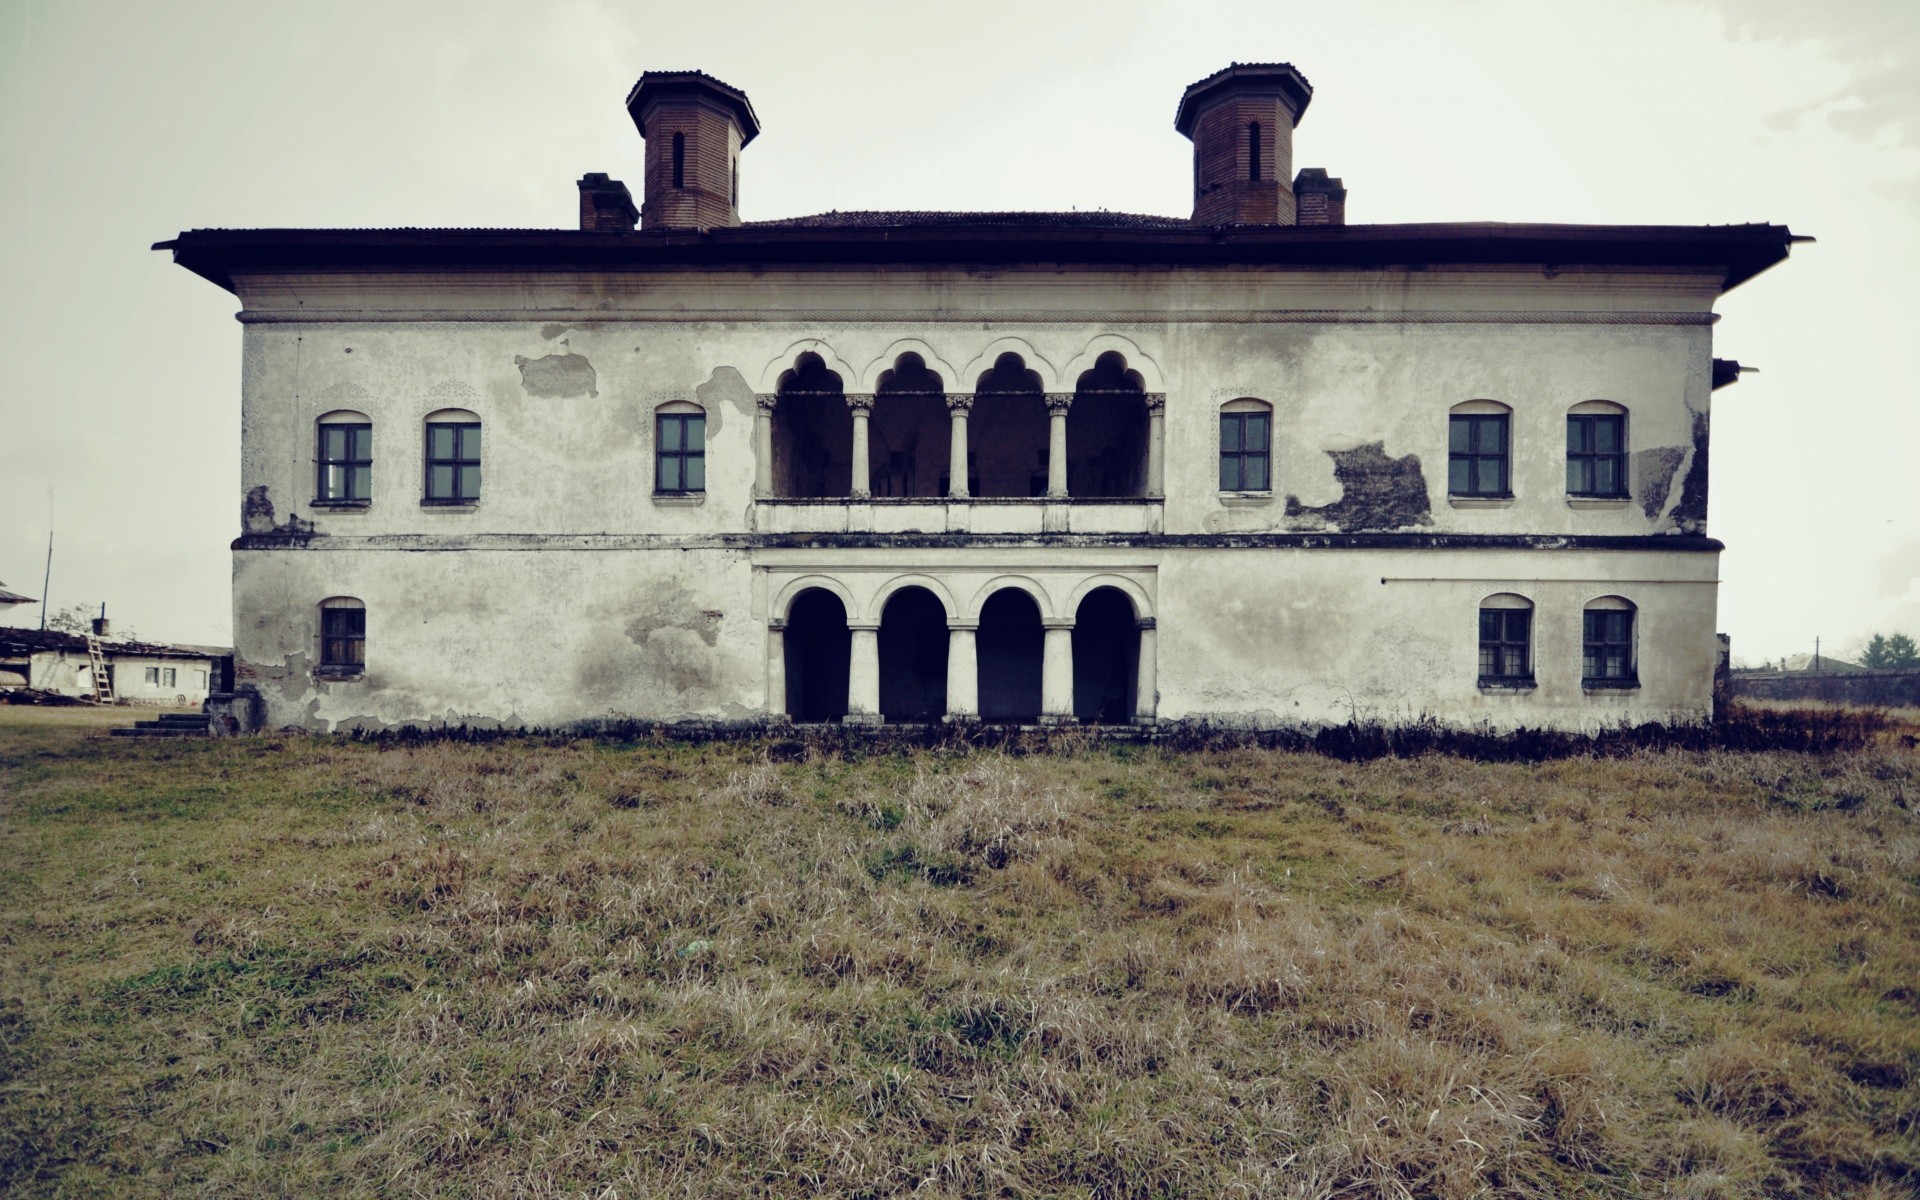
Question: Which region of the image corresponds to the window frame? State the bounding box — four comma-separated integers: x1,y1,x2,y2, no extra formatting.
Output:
1583,603,1638,688
1566,410,1628,498
423,419,482,504
1449,411,1511,498
316,419,373,505
1478,600,1535,687
1218,403,1273,493
319,602,366,675
655,406,707,495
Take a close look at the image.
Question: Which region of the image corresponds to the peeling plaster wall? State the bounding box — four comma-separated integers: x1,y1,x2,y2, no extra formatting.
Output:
233,548,761,731
226,263,1728,732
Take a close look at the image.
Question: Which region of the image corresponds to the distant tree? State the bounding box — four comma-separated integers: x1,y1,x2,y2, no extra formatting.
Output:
44,604,95,635
1860,633,1920,670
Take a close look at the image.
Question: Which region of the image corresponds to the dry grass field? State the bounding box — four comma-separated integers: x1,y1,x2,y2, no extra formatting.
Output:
1,713,1917,1198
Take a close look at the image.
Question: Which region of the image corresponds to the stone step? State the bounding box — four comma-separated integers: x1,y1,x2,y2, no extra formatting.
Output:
112,725,208,738
155,713,210,726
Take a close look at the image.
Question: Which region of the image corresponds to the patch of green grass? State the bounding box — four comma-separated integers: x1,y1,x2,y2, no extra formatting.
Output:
2,726,1917,1196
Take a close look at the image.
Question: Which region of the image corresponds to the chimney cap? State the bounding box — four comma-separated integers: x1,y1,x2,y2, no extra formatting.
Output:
1175,62,1313,137
625,70,760,146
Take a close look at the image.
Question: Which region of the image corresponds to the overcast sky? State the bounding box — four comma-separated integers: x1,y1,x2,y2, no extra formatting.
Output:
1,0,1914,663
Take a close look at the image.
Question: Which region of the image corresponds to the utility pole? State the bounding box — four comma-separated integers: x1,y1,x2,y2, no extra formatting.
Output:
38,529,52,632
1814,636,1821,673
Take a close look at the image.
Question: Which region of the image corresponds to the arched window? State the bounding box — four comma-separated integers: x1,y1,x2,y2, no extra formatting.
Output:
1248,122,1261,182
319,597,365,673
1219,398,1272,491
672,133,685,189
1583,596,1637,687
423,408,480,503
1478,593,1533,686
1449,400,1512,498
1567,401,1628,498
656,400,706,494
731,158,739,208
316,410,372,504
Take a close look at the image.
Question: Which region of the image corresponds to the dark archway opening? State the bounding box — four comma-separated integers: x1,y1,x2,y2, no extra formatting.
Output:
971,353,1049,498
870,353,950,497
1067,351,1147,498
1073,586,1138,724
773,353,852,497
785,588,850,722
879,586,948,723
977,588,1043,722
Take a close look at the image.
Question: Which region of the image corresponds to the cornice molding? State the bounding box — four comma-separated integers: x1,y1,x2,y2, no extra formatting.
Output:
236,308,1719,327
232,531,1726,553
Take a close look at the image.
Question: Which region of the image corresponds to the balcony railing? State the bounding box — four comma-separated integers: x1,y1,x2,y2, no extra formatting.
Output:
752,496,1163,535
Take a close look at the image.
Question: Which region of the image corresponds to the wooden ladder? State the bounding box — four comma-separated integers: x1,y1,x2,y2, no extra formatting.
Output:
84,636,113,703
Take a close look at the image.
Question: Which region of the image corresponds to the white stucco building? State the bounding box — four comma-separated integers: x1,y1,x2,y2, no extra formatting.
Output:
158,64,1799,734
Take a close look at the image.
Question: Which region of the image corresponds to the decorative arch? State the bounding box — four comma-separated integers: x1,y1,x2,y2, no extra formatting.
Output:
1064,574,1153,622
868,574,958,625
774,576,858,624
965,575,1056,623
1569,399,1627,416
423,406,479,424
857,340,960,393
958,337,1062,393
1060,335,1165,393
755,340,859,393
1451,398,1512,416
317,408,371,425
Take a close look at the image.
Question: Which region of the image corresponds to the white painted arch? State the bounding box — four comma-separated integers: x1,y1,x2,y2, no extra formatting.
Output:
869,573,959,624
755,340,861,394
965,574,1057,623
1060,334,1166,393
957,337,1062,393
857,339,964,394
772,575,858,624
1064,573,1154,622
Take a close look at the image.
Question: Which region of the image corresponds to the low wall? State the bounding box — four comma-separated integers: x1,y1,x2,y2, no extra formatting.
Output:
1731,670,1920,707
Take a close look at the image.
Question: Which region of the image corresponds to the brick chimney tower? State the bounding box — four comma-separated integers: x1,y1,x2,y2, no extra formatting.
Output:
1175,63,1314,226
625,71,760,231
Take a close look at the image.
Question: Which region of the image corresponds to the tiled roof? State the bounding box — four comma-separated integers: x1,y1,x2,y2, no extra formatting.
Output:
0,627,222,659
747,211,1192,231
0,582,36,605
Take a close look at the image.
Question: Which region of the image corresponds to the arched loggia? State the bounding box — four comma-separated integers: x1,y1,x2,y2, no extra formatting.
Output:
869,353,950,497
977,588,1044,722
1072,586,1139,724
1067,351,1148,498
784,588,851,721
878,586,949,722
970,353,1050,497
772,353,853,497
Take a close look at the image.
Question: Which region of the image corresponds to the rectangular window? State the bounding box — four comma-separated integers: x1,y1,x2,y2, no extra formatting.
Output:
162,667,177,688
318,423,373,502
1584,610,1636,684
1219,411,1271,491
1567,414,1626,497
144,666,159,685
1478,609,1533,683
321,608,366,669
656,412,706,494
1449,414,1510,497
425,422,482,502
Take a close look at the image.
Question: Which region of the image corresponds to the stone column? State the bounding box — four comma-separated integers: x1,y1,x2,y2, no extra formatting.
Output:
946,395,972,498
766,621,788,721
1134,617,1157,724
847,622,881,724
754,394,777,497
1041,618,1075,722
946,621,979,719
1145,394,1166,499
1045,393,1072,499
848,395,874,499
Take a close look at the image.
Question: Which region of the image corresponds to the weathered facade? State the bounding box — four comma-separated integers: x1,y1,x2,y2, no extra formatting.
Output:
159,64,1799,733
